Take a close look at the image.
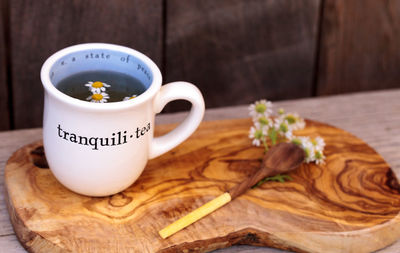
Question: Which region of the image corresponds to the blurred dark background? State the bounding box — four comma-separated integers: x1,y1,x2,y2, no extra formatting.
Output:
0,0,399,130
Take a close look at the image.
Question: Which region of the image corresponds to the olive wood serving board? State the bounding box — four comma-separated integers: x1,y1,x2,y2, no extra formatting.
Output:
4,118,400,253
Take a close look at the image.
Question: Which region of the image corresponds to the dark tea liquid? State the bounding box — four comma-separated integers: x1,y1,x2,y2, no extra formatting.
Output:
56,70,147,102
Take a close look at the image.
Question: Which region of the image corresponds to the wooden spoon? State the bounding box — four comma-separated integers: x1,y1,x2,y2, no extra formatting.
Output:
159,142,305,239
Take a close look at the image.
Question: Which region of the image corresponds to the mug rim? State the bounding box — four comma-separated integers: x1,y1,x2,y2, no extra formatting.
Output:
40,43,163,111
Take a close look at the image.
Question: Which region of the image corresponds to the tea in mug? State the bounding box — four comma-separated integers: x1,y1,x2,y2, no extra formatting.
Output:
56,70,147,103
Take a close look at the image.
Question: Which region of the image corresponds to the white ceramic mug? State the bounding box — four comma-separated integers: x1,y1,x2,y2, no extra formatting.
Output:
41,43,205,196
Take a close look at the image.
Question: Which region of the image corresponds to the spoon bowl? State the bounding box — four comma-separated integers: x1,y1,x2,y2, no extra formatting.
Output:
228,142,305,199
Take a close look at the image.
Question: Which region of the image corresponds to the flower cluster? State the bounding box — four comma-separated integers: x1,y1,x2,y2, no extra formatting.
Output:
85,81,111,103
290,136,325,165
84,81,137,103
248,99,325,165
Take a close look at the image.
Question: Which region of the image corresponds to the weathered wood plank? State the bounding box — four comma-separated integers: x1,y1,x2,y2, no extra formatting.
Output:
0,0,10,130
317,0,400,95
165,0,321,111
8,0,163,129
0,234,26,253
0,191,13,235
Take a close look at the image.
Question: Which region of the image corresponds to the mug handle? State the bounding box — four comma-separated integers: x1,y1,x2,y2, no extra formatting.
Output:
149,81,205,159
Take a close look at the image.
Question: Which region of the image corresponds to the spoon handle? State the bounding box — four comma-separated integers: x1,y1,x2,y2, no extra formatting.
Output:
228,166,275,199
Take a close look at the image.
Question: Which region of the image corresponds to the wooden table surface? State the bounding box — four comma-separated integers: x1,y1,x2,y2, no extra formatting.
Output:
1,89,399,253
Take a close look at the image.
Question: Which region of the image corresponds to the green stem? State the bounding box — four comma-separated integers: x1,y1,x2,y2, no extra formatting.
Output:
262,137,268,152
252,174,292,189
269,128,277,146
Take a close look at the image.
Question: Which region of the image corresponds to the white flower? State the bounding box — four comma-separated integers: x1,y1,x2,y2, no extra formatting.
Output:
292,136,326,164
85,81,111,93
253,115,273,128
249,125,267,146
274,117,293,140
311,136,325,151
282,113,305,131
248,99,272,119
123,95,138,101
303,144,315,163
86,91,110,103
292,136,314,163
298,136,311,147
247,99,325,165
283,130,293,139
314,150,326,165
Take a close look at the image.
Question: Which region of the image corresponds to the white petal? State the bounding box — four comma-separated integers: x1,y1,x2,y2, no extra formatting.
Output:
252,139,260,146
249,129,255,138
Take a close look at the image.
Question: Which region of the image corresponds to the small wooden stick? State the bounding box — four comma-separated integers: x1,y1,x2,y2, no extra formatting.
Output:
159,193,231,239
159,143,305,239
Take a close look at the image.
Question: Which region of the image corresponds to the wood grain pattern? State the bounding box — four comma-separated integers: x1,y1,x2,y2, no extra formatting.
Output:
1,89,400,253
0,0,10,130
4,118,400,253
164,0,320,112
8,0,163,129
317,0,400,95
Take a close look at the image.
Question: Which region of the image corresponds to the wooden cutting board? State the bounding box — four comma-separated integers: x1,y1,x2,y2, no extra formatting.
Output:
4,118,400,253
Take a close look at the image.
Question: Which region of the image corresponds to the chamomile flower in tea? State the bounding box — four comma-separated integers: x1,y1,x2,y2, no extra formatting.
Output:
56,70,147,103
86,91,110,103
85,81,111,93
123,95,138,101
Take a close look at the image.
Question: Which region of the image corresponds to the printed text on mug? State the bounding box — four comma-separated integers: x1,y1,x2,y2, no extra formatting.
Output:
56,123,151,150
